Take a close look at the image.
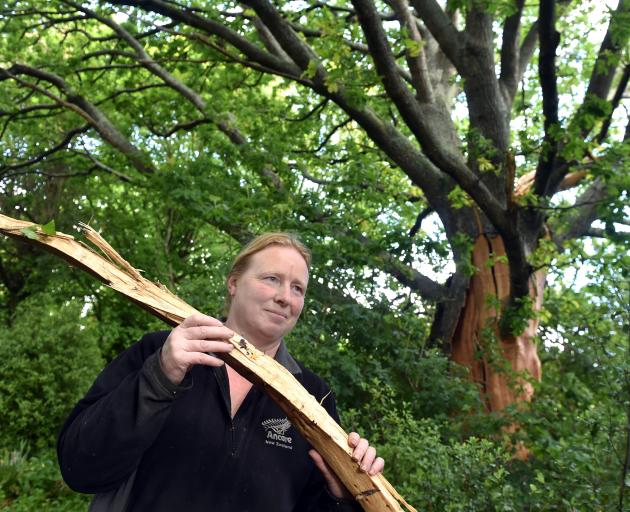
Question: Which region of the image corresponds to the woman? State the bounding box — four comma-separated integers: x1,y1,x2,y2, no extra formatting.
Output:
58,233,383,511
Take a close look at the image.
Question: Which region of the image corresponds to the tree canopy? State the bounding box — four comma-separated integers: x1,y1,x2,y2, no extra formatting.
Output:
0,0,628,510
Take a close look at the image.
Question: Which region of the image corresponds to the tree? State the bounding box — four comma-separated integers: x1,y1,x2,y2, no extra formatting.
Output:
0,0,628,432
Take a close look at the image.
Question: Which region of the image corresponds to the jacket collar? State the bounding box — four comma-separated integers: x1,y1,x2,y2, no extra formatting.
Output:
274,340,301,375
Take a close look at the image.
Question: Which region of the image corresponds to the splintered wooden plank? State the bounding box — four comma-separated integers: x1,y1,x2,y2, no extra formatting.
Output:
0,213,415,512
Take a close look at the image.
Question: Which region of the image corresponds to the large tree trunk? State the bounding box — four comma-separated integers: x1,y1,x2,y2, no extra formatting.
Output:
451,234,543,412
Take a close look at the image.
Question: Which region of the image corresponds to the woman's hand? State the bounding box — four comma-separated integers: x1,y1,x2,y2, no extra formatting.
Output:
309,432,385,500
160,313,234,385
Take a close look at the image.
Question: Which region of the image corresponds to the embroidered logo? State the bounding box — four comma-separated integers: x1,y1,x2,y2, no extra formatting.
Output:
262,417,293,450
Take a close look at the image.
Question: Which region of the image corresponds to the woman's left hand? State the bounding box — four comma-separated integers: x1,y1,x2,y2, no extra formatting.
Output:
309,432,385,500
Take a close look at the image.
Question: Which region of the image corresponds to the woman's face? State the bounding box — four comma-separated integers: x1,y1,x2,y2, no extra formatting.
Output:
226,246,308,346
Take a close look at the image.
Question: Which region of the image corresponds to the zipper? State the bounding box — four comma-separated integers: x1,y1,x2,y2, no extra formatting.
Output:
213,366,238,457
230,421,236,457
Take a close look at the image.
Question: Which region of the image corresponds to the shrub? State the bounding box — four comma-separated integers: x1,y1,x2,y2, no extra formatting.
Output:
0,445,89,511
0,295,103,451
342,381,518,511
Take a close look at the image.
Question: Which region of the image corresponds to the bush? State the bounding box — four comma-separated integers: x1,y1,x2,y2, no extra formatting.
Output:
342,381,518,511
0,445,89,511
0,295,103,451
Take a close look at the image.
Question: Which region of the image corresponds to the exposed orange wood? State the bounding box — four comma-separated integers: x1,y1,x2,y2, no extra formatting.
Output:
514,170,587,197
451,235,542,413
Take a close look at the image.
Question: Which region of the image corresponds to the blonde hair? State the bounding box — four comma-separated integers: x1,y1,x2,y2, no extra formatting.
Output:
225,233,311,310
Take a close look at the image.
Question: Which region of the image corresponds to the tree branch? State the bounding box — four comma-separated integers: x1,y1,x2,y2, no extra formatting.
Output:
518,20,539,82
409,0,461,72
108,0,301,77
146,118,213,138
408,206,433,237
288,21,415,84
377,251,448,301
391,0,434,103
284,98,328,122
0,125,90,174
537,0,629,199
64,3,256,147
533,0,560,198
292,118,352,154
584,227,630,243
0,103,62,140
0,63,154,174
413,18,458,108
351,0,493,219
0,162,96,181
70,150,135,183
241,0,325,81
94,83,168,106
598,64,630,143
552,178,609,246
62,0,207,113
499,0,525,103
251,16,292,62
460,5,513,163
583,0,629,115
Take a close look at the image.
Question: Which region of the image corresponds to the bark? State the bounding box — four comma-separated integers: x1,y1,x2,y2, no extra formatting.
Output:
534,0,560,198
0,213,415,512
499,0,525,103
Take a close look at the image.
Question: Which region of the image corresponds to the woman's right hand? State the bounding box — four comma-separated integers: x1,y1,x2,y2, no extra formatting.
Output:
160,313,235,385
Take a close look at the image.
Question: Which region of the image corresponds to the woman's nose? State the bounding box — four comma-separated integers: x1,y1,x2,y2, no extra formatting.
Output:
274,283,290,304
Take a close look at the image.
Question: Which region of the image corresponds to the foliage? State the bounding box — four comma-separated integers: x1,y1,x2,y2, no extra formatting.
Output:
0,0,628,509
0,295,103,451
0,445,90,511
517,241,630,510
344,386,519,512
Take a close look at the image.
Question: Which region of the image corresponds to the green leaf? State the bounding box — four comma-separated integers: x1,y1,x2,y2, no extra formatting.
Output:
302,60,319,80
403,38,424,58
477,156,496,174
21,227,38,240
447,186,473,209
41,220,56,236
324,76,339,93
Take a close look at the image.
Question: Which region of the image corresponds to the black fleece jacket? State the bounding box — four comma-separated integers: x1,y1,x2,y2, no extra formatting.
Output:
57,330,360,511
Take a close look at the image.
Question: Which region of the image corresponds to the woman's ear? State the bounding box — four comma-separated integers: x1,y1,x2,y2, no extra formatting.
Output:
227,275,237,296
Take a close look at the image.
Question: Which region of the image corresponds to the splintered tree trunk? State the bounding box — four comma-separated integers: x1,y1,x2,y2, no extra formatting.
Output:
0,214,415,512
450,171,589,424
451,233,543,451
448,169,567,429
